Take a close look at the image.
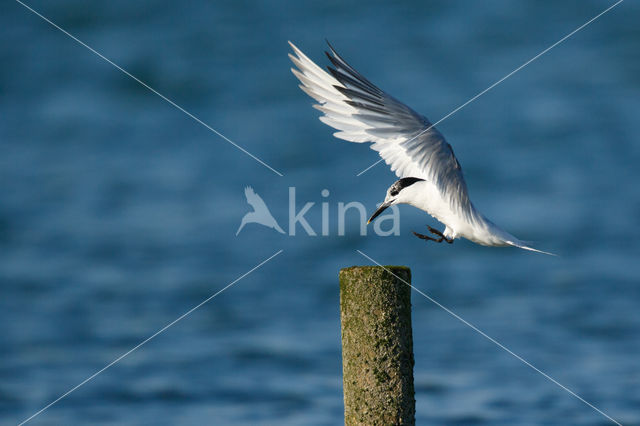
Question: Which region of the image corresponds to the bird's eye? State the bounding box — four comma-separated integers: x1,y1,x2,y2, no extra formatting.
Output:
390,189,399,196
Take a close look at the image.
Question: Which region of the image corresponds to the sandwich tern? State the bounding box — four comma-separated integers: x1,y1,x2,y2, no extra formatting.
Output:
289,41,554,255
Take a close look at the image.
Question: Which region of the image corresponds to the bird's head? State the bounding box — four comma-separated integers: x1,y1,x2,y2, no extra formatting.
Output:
367,177,425,224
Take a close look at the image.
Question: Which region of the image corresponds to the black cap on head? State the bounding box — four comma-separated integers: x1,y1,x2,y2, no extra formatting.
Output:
389,177,425,196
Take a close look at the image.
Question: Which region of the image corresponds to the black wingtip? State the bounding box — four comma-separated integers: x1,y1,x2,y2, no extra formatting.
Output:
325,39,341,60
324,40,340,64
325,39,335,52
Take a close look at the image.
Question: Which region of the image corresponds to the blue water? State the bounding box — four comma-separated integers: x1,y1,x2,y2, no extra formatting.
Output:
2,1,640,424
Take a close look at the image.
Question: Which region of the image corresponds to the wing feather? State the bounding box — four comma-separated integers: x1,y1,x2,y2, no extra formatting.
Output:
289,41,472,217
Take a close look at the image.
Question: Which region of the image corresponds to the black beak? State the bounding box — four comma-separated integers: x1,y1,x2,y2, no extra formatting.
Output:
367,201,392,224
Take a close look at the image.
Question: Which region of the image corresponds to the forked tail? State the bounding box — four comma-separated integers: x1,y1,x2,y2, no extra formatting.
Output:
505,240,557,256
477,214,557,256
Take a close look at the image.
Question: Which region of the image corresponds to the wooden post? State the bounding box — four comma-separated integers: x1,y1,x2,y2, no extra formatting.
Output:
339,266,415,426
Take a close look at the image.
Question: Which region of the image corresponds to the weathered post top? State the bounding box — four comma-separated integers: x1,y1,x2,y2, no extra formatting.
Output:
339,266,415,426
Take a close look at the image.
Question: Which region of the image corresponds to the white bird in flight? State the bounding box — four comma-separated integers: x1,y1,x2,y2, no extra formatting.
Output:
289,41,554,255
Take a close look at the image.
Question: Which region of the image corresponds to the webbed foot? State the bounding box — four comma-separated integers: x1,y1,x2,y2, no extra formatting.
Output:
413,225,453,244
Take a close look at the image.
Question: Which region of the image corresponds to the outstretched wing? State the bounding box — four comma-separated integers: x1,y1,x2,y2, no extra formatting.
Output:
289,41,471,215
244,186,268,212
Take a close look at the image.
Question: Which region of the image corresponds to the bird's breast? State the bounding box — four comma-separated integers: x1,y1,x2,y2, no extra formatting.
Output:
408,182,459,229
408,182,507,245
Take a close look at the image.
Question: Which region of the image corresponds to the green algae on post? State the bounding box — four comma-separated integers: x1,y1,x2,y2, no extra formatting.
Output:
339,266,415,426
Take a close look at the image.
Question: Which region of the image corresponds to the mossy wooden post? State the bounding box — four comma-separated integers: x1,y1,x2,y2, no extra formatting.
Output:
339,266,415,426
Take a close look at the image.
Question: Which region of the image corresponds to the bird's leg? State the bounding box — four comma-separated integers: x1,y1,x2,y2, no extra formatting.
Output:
427,225,454,244
413,230,441,243
412,226,454,244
